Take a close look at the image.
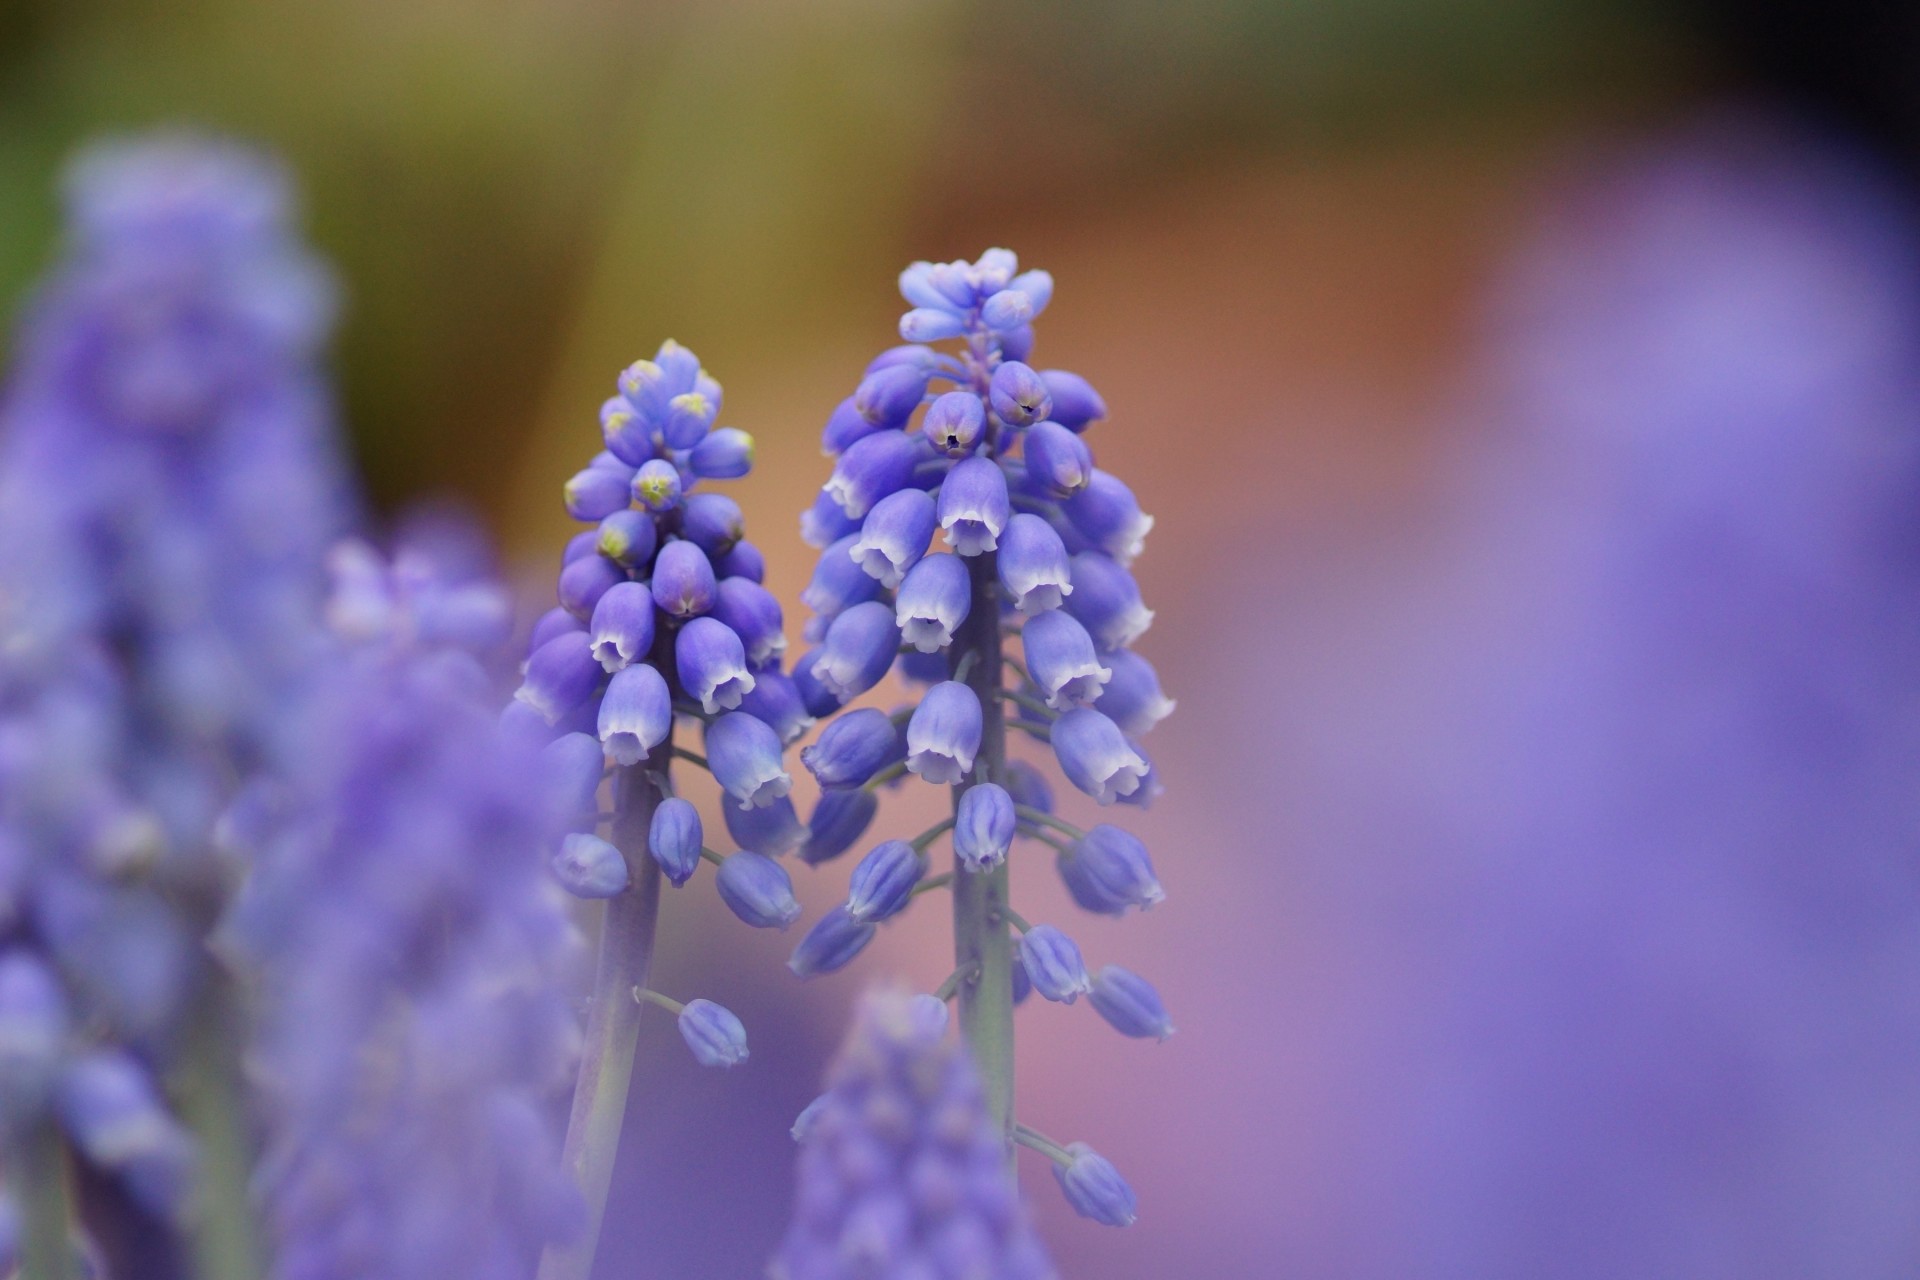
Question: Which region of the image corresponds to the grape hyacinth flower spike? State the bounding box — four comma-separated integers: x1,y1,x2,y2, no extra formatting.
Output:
515,341,799,1280
793,248,1169,1231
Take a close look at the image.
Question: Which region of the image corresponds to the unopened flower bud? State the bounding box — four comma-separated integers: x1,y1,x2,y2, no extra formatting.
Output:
811,602,899,703
595,509,658,569
1039,369,1106,430
689,427,753,479
676,998,749,1067
1088,966,1174,1041
847,839,925,923
854,364,931,428
803,707,902,789
715,851,801,929
632,459,683,513
953,783,1015,871
552,833,629,898
1023,421,1093,497
1019,925,1092,1003
824,429,922,519
989,361,1052,427
650,540,716,618
1053,1143,1137,1227
922,391,985,456
787,905,876,978
801,788,877,866
649,797,703,887
516,631,602,725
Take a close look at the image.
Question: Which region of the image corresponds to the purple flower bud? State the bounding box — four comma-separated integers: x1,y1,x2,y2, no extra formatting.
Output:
737,669,814,746
801,788,877,865
681,493,745,558
714,538,764,583
1053,1143,1137,1226
801,491,863,554
905,681,982,785
662,390,717,451
922,391,985,456
649,797,703,887
1095,650,1174,736
975,247,1018,290
689,426,753,479
651,540,716,618
802,534,884,620
895,553,971,654
854,364,932,428
1064,470,1151,565
980,288,1034,332
998,513,1073,613
632,459,683,512
899,260,969,311
705,711,793,810
527,605,584,657
595,509,658,570
0,952,68,1112
618,357,671,420
895,648,949,686
677,998,749,1067
715,851,801,929
1051,708,1149,805
907,993,950,1038
1088,966,1173,1041
865,343,939,375
540,731,604,826
655,339,703,395
1019,925,1091,1003
563,529,601,565
602,399,653,466
847,839,925,923
557,552,625,620
1022,609,1112,710
1062,553,1152,652
676,616,756,714
850,488,937,588
564,465,633,521
954,783,1015,871
821,396,880,457
1023,421,1093,497
791,649,847,719
812,602,900,703
1039,369,1106,430
551,833,629,898
1010,269,1054,316
989,361,1052,427
723,792,807,857
598,663,671,765
802,707,902,789
589,581,657,673
899,307,971,342
787,905,876,978
1012,960,1032,1006
516,631,603,725
58,1052,194,1219
999,323,1036,362
1058,823,1164,914
824,428,922,519
937,455,1011,555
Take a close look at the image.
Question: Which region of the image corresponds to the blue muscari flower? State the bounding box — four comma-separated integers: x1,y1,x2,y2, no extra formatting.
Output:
1022,609,1112,710
598,662,671,765
689,427,753,480
588,579,657,672
998,512,1073,612
954,782,1015,871
1053,1143,1137,1227
632,458,684,512
801,490,862,549
937,454,1010,555
705,711,794,810
711,577,786,669
849,488,937,588
989,360,1053,428
786,906,877,978
820,396,878,457
1095,649,1175,736
681,492,745,558
676,998,749,1068
558,549,625,618
1019,925,1092,1003
564,464,634,521
649,797,703,887
1023,420,1093,497
800,789,877,866
552,832,630,898
651,538,716,618
662,390,718,452
1052,707,1149,804
896,551,971,653
237,540,583,1275
905,681,982,785
1063,469,1152,565
540,732,604,831
722,793,808,858
1058,823,1165,914
823,428,921,519
714,537,765,583
810,601,900,703
736,670,815,747
790,648,846,718
1038,369,1106,431
528,605,586,656
1063,551,1153,651
853,363,931,428
846,839,924,923
802,707,902,789
58,1050,196,1219
770,989,1056,1279
597,508,658,569
1087,965,1174,1041
801,533,883,623
923,389,986,456
675,616,756,715
715,851,802,929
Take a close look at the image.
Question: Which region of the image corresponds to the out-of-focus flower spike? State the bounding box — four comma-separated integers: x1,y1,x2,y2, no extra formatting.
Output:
0,952,69,1114
1003,761,1055,836
598,663,671,766
589,581,656,673
997,513,1073,613
649,797,703,887
1087,966,1173,1041
540,732,604,828
57,1051,195,1220
715,851,801,929
981,289,1034,332
1009,269,1054,316
552,833,630,899
901,308,971,342
705,712,793,810
1018,925,1092,1003
1051,708,1149,804
905,682,982,785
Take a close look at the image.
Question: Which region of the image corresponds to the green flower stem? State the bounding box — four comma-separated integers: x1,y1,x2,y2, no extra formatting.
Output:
173,972,265,1280
539,756,667,1280
1012,1122,1075,1167
1013,804,1084,842
910,817,955,852
952,549,1015,1159
15,1121,74,1280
